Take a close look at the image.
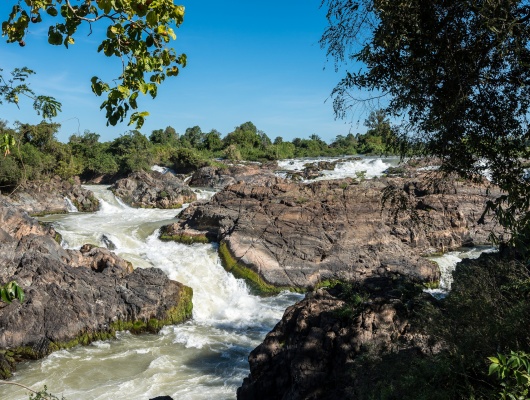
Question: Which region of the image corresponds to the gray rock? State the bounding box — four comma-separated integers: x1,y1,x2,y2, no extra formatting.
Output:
0,195,193,377
167,174,501,290
111,171,196,208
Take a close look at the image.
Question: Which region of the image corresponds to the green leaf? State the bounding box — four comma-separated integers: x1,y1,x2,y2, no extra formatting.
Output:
146,11,158,27
0,289,10,304
489,363,500,375
46,7,58,17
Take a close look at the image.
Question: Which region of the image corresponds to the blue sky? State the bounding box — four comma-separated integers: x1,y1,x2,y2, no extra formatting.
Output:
0,1,364,143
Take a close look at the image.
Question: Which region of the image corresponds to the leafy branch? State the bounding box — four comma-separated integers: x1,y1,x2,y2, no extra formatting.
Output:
1,0,187,129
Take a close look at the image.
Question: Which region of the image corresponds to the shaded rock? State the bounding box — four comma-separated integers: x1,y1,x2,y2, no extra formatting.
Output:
8,176,99,215
111,171,196,208
237,277,433,400
0,195,193,378
166,174,500,291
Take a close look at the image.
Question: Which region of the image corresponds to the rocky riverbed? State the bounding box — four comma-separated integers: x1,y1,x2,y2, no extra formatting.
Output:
0,194,193,378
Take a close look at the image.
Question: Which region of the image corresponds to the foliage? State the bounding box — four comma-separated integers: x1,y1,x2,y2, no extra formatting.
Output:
109,130,152,172
149,125,178,145
2,0,186,128
28,385,65,400
0,67,61,120
0,132,16,157
489,351,530,400
0,280,25,303
170,147,209,172
320,0,530,245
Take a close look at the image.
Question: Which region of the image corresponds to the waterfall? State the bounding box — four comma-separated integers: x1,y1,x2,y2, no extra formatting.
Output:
64,197,79,213
2,185,302,400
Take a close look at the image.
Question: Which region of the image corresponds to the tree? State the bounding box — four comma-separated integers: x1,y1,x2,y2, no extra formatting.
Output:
321,0,530,243
110,130,152,172
149,125,178,145
203,129,223,152
1,0,186,128
181,125,204,148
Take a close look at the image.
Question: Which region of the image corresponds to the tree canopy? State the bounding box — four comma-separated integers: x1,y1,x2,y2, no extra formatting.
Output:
321,0,530,244
1,0,186,128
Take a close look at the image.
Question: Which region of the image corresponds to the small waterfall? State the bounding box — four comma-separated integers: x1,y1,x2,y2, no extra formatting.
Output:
5,185,302,400
64,197,79,213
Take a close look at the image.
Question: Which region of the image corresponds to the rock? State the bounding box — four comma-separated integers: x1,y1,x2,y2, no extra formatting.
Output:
111,171,196,208
8,176,99,215
188,162,279,189
301,160,338,180
237,277,434,400
166,174,500,292
0,195,193,378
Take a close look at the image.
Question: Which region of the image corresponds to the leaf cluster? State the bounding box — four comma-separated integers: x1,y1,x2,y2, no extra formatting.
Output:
0,68,62,120
0,280,25,304
489,351,530,399
2,0,186,128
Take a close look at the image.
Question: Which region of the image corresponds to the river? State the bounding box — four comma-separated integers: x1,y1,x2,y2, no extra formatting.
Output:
0,157,481,399
0,185,303,400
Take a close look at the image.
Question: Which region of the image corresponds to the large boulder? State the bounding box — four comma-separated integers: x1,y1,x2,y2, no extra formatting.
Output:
165,174,500,292
188,162,279,189
0,196,193,378
7,176,99,215
237,277,434,400
111,170,197,208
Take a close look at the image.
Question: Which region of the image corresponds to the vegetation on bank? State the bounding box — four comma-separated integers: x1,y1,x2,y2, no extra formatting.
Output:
0,111,394,191
319,0,530,398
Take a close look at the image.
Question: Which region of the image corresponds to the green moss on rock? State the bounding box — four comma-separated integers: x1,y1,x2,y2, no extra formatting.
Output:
159,233,212,244
218,241,304,296
1,286,193,378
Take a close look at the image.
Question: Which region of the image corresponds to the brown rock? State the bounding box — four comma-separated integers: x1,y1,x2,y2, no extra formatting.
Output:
169,174,501,290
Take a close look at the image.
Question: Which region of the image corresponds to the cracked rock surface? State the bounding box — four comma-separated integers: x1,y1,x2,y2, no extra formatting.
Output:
167,174,501,289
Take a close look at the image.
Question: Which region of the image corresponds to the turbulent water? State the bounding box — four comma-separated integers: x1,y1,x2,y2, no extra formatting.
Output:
0,158,490,399
426,246,496,298
0,186,303,400
276,156,399,181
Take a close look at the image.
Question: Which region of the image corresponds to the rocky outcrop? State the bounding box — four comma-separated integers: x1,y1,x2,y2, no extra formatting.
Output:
188,162,278,189
111,170,196,208
237,277,434,400
0,196,193,378
7,176,99,215
165,174,500,292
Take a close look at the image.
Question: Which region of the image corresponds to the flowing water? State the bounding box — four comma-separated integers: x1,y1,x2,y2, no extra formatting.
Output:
425,246,496,299
0,186,303,400
0,159,491,399
276,156,400,181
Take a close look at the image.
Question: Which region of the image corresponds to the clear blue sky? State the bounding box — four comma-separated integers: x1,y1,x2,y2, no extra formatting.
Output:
0,1,364,143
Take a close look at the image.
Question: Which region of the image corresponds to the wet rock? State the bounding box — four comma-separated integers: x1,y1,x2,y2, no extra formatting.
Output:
167,174,501,291
0,195,193,378
8,176,99,215
111,170,196,208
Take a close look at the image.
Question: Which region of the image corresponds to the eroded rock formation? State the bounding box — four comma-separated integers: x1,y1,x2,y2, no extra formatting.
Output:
188,162,278,189
237,277,434,400
165,174,501,291
0,195,193,378
7,176,99,215
111,170,196,208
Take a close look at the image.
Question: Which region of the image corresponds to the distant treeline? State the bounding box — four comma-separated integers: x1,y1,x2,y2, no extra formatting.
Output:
0,110,394,188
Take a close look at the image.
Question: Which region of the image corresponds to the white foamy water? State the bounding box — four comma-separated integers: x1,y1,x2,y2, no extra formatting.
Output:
426,246,496,298
0,185,302,400
276,156,399,181
64,197,79,213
